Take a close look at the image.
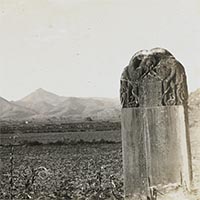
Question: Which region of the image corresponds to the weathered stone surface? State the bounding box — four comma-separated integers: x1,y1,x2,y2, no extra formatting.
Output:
120,48,188,108
122,106,191,198
120,48,192,199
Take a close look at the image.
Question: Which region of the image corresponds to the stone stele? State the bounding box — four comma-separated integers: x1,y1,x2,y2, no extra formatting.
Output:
120,48,192,200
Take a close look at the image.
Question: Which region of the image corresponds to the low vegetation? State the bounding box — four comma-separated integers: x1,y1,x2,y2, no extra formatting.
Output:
0,121,121,134
0,143,123,200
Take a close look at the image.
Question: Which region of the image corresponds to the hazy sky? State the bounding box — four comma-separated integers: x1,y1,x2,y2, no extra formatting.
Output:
0,0,200,101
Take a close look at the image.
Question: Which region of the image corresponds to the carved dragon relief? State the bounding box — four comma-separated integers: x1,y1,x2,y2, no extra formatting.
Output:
120,48,188,108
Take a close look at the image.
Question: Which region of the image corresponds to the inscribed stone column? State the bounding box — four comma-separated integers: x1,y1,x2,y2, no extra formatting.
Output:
120,48,192,200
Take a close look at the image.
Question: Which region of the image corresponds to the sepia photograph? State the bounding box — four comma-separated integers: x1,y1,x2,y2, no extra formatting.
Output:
0,0,200,199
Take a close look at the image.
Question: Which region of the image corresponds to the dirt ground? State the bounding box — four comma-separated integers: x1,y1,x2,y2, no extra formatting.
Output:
159,125,200,200
190,125,200,199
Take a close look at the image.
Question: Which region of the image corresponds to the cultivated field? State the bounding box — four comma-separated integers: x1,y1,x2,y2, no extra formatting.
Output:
1,126,200,200
0,143,123,200
0,130,121,146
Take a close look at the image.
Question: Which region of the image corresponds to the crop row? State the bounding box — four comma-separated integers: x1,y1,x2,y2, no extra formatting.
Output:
0,143,123,200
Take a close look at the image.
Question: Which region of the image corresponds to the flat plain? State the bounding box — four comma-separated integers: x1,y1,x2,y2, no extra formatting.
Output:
0,126,200,200
0,140,123,199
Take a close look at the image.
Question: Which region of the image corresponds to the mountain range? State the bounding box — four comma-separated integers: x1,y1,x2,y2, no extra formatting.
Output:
0,88,120,121
0,88,200,124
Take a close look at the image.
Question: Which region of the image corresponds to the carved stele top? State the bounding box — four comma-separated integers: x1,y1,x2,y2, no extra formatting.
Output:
120,48,188,108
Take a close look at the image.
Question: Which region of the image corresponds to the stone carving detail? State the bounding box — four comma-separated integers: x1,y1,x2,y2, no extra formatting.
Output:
120,48,188,108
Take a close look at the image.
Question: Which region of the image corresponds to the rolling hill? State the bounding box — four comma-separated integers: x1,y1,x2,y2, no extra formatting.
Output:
188,88,200,128
1,87,199,123
15,88,67,113
0,97,37,120
47,97,120,121
0,88,120,121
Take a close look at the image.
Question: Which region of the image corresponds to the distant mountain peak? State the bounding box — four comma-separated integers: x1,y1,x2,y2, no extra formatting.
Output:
1,89,121,121
22,88,56,98
18,88,66,106
33,88,55,95
35,88,46,92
